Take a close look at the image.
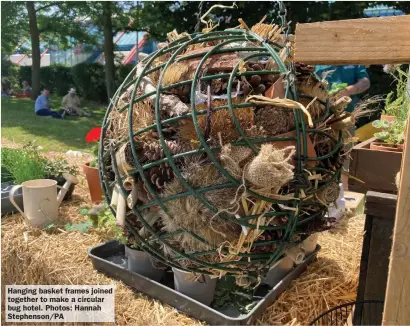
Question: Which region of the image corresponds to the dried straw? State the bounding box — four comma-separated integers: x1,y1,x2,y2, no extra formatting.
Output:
260,213,365,324
108,97,155,141
1,181,365,325
250,17,283,43
178,98,254,144
246,95,314,127
159,162,241,254
162,63,193,88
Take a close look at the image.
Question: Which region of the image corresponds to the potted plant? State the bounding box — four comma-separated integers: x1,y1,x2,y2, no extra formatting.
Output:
1,144,80,216
349,69,409,194
370,119,406,152
370,69,409,152
83,128,104,204
1,147,44,216
43,156,79,200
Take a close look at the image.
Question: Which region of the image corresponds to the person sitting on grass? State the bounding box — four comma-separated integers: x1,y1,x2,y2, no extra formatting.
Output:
1,77,13,97
22,81,31,97
35,89,65,119
15,81,32,98
62,88,91,117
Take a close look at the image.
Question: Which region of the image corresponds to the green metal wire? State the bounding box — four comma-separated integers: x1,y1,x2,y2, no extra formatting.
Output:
99,28,342,276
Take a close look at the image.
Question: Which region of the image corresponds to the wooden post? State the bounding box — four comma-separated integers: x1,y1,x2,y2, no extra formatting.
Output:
294,15,410,65
382,112,410,325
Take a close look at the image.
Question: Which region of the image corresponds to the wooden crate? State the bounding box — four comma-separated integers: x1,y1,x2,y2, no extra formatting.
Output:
348,137,402,194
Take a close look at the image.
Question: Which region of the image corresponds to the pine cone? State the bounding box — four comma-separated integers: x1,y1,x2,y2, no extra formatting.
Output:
295,62,315,75
142,140,193,191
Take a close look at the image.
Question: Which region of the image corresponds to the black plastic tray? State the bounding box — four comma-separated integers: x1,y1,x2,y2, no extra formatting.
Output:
1,182,23,217
89,240,320,325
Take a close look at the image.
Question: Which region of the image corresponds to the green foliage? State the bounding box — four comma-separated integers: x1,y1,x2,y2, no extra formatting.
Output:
384,68,410,122
138,1,392,40
329,83,348,95
373,120,406,145
43,156,79,178
212,276,258,313
372,68,409,145
77,202,126,242
1,142,78,184
1,2,28,54
88,144,99,168
372,119,390,129
1,60,21,90
7,63,132,102
1,146,45,184
1,97,106,152
71,63,107,102
115,64,134,89
65,220,94,233
19,65,73,96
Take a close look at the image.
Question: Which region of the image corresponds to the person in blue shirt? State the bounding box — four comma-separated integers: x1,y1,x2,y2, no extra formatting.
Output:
35,89,65,119
314,65,371,112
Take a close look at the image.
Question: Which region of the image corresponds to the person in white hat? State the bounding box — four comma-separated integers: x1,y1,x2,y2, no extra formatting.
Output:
61,88,91,117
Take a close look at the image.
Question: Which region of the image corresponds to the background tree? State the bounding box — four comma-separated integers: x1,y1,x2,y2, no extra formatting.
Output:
3,1,95,99
141,1,409,40
1,2,29,55
75,1,142,101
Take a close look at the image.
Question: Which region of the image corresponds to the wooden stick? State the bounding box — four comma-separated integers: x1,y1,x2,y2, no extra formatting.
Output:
116,191,127,227
285,246,305,265
110,184,119,207
382,112,410,325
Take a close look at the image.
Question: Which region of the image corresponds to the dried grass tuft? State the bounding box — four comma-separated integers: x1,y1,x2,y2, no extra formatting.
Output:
1,217,202,326
178,98,254,144
159,162,241,255
297,75,330,103
108,97,155,141
251,18,283,43
162,63,193,88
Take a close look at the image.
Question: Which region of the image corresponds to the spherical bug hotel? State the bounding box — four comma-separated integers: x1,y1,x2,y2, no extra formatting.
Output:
100,22,350,281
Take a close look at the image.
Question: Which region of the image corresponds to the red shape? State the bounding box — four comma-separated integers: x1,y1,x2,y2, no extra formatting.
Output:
86,127,102,143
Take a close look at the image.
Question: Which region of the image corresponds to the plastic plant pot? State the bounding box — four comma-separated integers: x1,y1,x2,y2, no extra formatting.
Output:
172,267,217,306
124,245,165,282
263,256,294,288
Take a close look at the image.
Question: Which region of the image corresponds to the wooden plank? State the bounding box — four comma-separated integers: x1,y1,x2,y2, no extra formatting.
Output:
365,191,398,219
294,15,410,65
383,114,410,325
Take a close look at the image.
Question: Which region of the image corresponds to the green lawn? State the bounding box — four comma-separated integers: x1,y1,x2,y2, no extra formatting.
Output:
1,97,106,152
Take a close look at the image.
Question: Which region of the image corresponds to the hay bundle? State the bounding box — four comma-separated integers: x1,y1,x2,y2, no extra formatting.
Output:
101,18,348,278
178,98,254,144
160,162,241,253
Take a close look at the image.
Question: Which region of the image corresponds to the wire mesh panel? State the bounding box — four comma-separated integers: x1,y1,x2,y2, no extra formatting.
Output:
99,25,346,280
309,300,384,326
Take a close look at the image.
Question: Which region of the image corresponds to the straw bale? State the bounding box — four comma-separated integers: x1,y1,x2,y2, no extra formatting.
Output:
1,148,363,325
260,213,364,325
1,181,364,326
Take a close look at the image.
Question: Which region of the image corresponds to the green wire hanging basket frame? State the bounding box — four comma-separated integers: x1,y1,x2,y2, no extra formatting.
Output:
99,29,343,276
